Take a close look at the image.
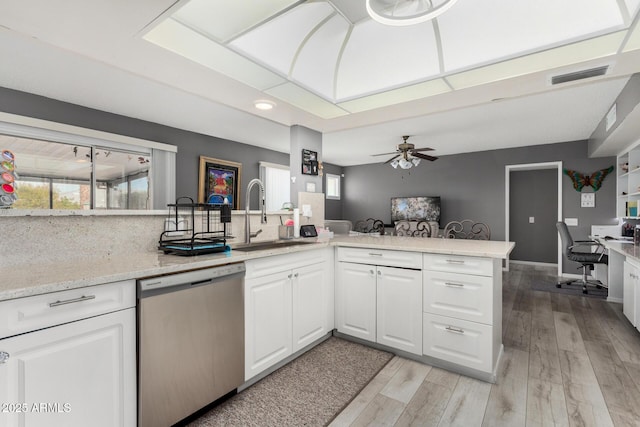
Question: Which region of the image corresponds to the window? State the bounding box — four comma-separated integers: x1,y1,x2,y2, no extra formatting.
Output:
0,114,175,211
326,173,341,200
260,161,290,211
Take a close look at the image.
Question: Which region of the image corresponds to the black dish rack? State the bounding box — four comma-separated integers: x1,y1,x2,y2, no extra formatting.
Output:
159,197,232,256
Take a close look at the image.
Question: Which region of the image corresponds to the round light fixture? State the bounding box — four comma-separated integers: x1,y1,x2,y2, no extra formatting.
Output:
254,100,276,111
366,0,459,26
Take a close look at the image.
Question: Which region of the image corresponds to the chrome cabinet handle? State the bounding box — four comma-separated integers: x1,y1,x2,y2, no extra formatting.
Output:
0,351,9,364
445,282,464,288
377,270,382,276
294,273,299,278
445,259,465,264
445,326,465,334
369,270,375,275
368,253,383,256
288,273,293,279
49,295,96,308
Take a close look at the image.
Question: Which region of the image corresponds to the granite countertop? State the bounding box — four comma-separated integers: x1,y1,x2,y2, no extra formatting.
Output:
0,236,514,302
601,240,640,262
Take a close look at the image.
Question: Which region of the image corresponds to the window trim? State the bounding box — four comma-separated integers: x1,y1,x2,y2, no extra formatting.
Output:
326,173,341,200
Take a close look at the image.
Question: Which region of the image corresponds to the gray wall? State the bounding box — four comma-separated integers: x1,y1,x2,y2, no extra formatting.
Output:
509,169,557,263
290,125,323,206
342,140,617,273
0,87,343,211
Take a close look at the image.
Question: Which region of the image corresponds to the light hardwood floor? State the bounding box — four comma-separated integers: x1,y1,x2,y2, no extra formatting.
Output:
329,264,640,427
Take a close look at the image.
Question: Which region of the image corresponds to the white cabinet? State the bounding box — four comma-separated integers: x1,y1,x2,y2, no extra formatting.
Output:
244,248,333,380
292,262,331,352
0,281,136,427
623,260,638,327
335,262,377,342
423,254,501,376
335,247,423,355
245,270,293,380
376,266,422,355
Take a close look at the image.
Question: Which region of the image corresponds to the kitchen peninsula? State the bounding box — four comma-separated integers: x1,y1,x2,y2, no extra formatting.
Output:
0,232,513,426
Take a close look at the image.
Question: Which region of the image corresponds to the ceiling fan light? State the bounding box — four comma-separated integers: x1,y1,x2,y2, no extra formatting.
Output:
390,159,399,168
399,158,412,169
412,157,421,166
366,0,459,26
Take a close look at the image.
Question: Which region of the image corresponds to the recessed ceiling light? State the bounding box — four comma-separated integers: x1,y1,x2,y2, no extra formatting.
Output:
254,100,276,110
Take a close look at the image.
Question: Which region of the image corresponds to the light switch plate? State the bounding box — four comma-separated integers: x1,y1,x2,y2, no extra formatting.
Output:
565,218,578,226
581,192,595,207
529,217,535,223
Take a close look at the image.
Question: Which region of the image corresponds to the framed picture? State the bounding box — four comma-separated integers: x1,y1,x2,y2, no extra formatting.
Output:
198,156,242,209
302,149,318,175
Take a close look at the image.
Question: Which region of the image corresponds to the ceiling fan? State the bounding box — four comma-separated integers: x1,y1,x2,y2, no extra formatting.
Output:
372,135,438,169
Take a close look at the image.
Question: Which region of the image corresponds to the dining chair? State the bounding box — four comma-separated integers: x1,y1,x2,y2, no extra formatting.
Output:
443,220,491,240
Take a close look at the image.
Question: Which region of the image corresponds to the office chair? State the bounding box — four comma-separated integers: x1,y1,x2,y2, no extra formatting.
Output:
556,221,608,294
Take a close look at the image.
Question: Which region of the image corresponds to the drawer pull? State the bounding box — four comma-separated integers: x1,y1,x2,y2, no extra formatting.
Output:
445,259,465,264
0,351,9,364
368,253,383,256
445,326,465,334
49,295,96,308
445,282,464,288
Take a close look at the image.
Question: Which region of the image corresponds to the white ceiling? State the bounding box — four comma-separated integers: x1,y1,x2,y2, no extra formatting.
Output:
0,0,640,166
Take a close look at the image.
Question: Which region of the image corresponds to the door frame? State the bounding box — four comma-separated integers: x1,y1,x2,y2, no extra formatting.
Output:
505,161,563,276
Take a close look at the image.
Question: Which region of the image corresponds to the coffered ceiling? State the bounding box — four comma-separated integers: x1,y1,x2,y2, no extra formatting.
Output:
1,0,640,166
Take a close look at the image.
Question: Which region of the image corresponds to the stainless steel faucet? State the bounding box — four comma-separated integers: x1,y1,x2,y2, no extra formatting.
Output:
245,178,267,244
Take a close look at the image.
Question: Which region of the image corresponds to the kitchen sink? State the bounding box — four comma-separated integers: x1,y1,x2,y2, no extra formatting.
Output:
232,239,318,252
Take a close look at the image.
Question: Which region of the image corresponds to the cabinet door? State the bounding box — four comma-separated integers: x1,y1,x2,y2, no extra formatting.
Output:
623,261,636,326
336,262,377,342
376,266,423,355
245,271,293,380
0,309,136,427
292,262,328,352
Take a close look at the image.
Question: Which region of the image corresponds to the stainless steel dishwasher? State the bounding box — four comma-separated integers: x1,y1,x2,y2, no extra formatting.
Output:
137,262,245,427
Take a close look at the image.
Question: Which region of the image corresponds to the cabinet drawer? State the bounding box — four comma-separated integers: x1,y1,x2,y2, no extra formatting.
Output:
423,271,493,325
423,253,493,277
0,280,135,339
337,247,422,269
245,248,329,279
423,313,493,373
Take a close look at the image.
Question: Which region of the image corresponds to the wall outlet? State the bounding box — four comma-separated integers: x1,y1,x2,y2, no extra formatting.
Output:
529,217,535,223
565,218,578,226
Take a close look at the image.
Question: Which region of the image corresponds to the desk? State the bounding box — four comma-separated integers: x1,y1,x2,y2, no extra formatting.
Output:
598,239,639,303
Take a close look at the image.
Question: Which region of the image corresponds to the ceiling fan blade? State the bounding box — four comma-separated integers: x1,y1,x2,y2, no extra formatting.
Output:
410,147,434,152
412,152,438,161
372,151,400,157
384,154,400,164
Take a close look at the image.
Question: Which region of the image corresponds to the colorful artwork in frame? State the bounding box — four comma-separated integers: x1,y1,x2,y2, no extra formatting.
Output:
198,156,242,209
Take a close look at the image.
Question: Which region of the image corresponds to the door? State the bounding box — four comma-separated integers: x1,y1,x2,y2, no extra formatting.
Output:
292,261,328,352
335,262,376,342
376,266,422,355
0,309,136,427
245,271,292,380
509,169,558,264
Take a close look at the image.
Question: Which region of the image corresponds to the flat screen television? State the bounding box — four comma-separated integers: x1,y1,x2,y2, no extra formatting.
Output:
391,196,441,223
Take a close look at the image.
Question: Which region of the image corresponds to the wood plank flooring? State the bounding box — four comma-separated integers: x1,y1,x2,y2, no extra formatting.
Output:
329,264,640,427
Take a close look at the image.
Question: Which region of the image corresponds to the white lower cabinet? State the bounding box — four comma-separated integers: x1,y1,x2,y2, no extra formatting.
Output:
623,260,638,327
0,281,136,427
245,249,333,381
423,312,493,372
245,270,293,380
335,248,423,355
423,253,501,376
335,262,377,342
376,266,422,355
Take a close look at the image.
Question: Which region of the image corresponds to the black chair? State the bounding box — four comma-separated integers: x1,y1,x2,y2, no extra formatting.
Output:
443,220,491,240
353,218,385,234
556,221,608,294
